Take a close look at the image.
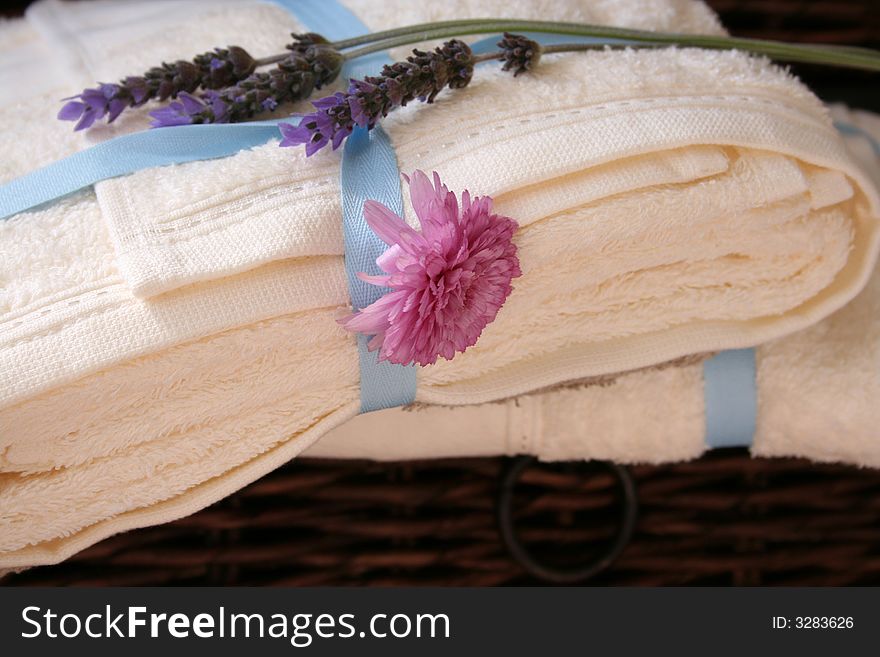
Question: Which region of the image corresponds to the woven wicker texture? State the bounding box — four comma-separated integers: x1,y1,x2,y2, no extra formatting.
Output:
5,450,880,586
710,0,878,42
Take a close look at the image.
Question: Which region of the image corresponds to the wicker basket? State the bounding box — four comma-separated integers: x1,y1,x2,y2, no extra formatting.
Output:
5,450,880,586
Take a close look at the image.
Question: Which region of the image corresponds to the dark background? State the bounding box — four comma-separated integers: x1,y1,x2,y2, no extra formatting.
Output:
2,0,879,586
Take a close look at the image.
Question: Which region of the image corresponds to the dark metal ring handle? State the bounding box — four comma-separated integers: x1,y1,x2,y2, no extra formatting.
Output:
497,455,638,584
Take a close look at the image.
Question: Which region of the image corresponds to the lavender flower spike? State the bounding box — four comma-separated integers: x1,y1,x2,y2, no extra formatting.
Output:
59,46,258,131
498,33,542,76
279,39,474,156
150,37,343,128
58,83,126,131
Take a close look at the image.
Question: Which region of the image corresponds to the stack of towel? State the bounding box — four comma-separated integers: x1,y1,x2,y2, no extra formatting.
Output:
0,0,878,569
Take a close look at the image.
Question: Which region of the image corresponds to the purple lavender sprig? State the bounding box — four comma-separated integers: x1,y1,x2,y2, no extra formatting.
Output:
58,46,259,131
498,33,542,76
279,39,474,156
149,38,344,128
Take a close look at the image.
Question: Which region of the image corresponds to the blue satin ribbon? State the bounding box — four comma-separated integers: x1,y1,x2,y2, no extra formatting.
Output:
283,0,416,412
703,349,758,448
340,127,417,412
0,120,287,220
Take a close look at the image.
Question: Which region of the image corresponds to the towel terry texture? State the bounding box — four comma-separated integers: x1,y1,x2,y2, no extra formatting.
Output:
315,105,880,466
308,105,880,465
0,0,879,568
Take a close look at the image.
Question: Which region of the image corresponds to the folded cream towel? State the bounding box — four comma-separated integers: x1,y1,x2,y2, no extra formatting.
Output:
1,0,878,569
311,243,880,466
306,106,880,466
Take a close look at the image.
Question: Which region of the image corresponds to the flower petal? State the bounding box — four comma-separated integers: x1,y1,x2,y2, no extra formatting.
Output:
407,170,438,225
74,108,98,131
376,243,403,273
278,123,310,147
149,103,192,128
305,135,329,156
57,101,85,121
339,302,390,334
106,98,127,123
363,200,421,247
178,92,205,114
357,271,391,287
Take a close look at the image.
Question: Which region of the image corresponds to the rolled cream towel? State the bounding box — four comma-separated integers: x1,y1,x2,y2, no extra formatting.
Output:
307,106,880,466
307,259,880,466
310,249,880,466
1,0,879,568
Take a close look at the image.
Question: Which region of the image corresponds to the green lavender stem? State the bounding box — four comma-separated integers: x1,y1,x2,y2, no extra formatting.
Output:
329,19,880,71
470,42,664,64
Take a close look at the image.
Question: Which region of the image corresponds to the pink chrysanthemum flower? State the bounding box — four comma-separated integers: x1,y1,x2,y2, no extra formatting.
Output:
340,170,521,366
